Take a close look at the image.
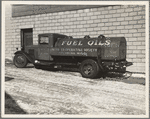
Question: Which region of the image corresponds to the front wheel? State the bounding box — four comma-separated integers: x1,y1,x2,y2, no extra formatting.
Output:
79,59,100,79
13,54,28,68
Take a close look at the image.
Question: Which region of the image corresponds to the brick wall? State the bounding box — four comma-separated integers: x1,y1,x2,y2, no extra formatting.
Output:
5,5,146,73
5,4,13,57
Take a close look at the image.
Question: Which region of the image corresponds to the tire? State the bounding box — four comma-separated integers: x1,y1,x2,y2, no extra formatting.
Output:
13,54,28,68
80,59,100,79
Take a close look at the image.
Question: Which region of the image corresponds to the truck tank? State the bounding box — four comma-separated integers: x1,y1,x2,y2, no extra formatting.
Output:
51,35,126,61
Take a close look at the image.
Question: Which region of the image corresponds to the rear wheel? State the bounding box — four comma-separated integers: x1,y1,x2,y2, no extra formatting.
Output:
13,54,28,68
80,59,100,79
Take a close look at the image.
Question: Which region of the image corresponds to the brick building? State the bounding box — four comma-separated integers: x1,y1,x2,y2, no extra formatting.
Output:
5,4,146,73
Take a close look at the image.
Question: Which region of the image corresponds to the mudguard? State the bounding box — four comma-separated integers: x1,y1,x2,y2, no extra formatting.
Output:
14,51,35,64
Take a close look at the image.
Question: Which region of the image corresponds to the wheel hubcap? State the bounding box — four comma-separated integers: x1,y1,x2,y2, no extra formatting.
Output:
16,56,25,64
83,65,93,75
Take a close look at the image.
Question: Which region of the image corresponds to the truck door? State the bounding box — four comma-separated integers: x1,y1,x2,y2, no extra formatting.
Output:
38,35,53,61
37,35,50,60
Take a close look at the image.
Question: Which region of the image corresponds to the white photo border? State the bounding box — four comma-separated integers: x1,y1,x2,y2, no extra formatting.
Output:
1,1,149,118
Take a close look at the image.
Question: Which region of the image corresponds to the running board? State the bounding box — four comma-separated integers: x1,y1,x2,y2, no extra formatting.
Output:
34,60,54,66
34,60,77,66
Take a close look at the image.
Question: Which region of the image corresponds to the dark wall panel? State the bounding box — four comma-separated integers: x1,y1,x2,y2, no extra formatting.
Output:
12,5,109,17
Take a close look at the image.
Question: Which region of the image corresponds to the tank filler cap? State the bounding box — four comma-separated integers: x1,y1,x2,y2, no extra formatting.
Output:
84,35,90,39
98,34,105,39
68,36,73,39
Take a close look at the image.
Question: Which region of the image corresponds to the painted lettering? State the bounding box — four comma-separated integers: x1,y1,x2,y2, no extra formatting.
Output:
61,39,111,46
61,48,65,51
61,41,67,45
72,41,78,46
75,48,82,51
94,40,98,45
78,41,83,46
105,40,111,46
70,48,75,51
98,41,104,46
88,41,94,46
67,41,72,45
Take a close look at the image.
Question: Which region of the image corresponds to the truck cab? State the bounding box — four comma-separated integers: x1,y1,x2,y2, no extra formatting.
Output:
23,33,67,61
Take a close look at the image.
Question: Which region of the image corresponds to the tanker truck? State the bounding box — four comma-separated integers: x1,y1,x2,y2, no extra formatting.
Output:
13,33,132,78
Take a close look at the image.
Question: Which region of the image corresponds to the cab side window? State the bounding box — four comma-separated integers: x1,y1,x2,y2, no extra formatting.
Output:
39,36,49,44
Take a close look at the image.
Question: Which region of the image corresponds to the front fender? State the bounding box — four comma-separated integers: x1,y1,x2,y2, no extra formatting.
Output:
14,51,34,64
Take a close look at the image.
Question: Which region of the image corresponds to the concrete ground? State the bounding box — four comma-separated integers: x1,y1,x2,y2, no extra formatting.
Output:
4,58,146,116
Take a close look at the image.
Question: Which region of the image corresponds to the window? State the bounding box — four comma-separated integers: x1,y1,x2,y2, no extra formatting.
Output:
39,36,49,44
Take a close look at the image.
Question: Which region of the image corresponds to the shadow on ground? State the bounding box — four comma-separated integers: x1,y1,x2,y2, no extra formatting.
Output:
5,58,145,85
38,66,145,85
121,77,145,85
5,77,14,81
5,75,27,114
5,92,27,114
5,58,13,63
